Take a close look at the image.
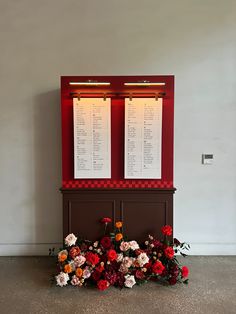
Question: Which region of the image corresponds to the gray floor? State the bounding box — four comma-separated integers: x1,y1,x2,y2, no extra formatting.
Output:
0,256,235,314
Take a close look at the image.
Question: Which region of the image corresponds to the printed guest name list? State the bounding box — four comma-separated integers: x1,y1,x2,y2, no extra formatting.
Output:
125,98,162,179
73,98,111,178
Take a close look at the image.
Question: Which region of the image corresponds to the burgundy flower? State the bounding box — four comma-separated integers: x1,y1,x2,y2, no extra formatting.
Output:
153,240,161,247
169,276,177,285
115,272,125,288
100,236,112,249
135,270,145,280
104,271,117,285
92,270,102,282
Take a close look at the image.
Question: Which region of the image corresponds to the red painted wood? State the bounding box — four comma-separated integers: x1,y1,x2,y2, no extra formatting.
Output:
61,76,174,188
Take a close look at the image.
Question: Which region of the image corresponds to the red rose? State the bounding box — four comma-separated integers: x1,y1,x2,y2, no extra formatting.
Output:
181,266,189,278
97,279,109,291
101,217,112,224
164,246,175,259
107,249,117,262
152,261,165,274
86,252,100,265
96,264,105,273
69,246,80,259
100,236,112,249
135,270,145,280
92,270,102,281
161,225,173,236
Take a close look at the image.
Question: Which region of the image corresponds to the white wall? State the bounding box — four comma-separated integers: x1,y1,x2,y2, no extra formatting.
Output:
0,0,235,255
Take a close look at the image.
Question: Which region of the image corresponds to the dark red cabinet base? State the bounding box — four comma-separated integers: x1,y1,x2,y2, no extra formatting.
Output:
61,188,175,242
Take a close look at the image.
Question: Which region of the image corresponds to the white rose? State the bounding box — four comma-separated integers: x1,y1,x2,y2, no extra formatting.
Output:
93,241,98,247
65,233,77,246
116,253,123,263
137,252,149,267
120,242,130,252
55,272,69,287
129,240,139,251
124,275,136,288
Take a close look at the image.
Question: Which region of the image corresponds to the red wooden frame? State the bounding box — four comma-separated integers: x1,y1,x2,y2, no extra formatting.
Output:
61,75,174,189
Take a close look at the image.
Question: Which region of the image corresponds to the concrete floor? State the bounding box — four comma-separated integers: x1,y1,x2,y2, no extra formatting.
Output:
0,257,235,314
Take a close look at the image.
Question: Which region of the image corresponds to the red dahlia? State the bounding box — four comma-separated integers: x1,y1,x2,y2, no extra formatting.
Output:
161,225,173,236
85,252,100,266
164,246,175,259
152,261,165,275
107,249,117,262
97,279,109,291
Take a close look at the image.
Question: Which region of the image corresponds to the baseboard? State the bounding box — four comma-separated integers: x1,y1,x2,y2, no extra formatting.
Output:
0,242,236,256
0,243,63,256
188,243,236,255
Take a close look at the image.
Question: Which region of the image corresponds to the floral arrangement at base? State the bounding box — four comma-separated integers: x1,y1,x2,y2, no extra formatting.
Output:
54,218,189,290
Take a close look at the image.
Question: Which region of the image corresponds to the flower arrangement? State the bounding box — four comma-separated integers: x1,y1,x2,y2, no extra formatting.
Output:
54,218,189,290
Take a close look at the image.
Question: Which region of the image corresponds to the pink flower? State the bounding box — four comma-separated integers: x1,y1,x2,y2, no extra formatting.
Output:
120,242,130,252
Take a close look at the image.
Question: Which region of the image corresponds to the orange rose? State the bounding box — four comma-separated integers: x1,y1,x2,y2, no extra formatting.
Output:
64,264,73,273
115,221,122,229
75,267,83,278
115,233,123,241
58,253,67,262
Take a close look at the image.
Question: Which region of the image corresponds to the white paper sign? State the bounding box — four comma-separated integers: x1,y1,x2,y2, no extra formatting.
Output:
73,98,111,178
125,98,162,179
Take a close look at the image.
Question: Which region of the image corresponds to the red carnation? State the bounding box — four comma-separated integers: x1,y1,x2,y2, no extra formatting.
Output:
161,225,173,236
86,252,100,266
164,246,175,259
181,266,189,278
152,261,165,275
135,270,145,280
107,249,117,262
69,246,80,259
101,217,112,224
97,279,109,291
100,236,112,249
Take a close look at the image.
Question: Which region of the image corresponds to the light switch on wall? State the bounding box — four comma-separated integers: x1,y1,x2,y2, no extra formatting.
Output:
202,154,214,165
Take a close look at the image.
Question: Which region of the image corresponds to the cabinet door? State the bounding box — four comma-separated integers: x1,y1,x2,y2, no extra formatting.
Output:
63,197,116,240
